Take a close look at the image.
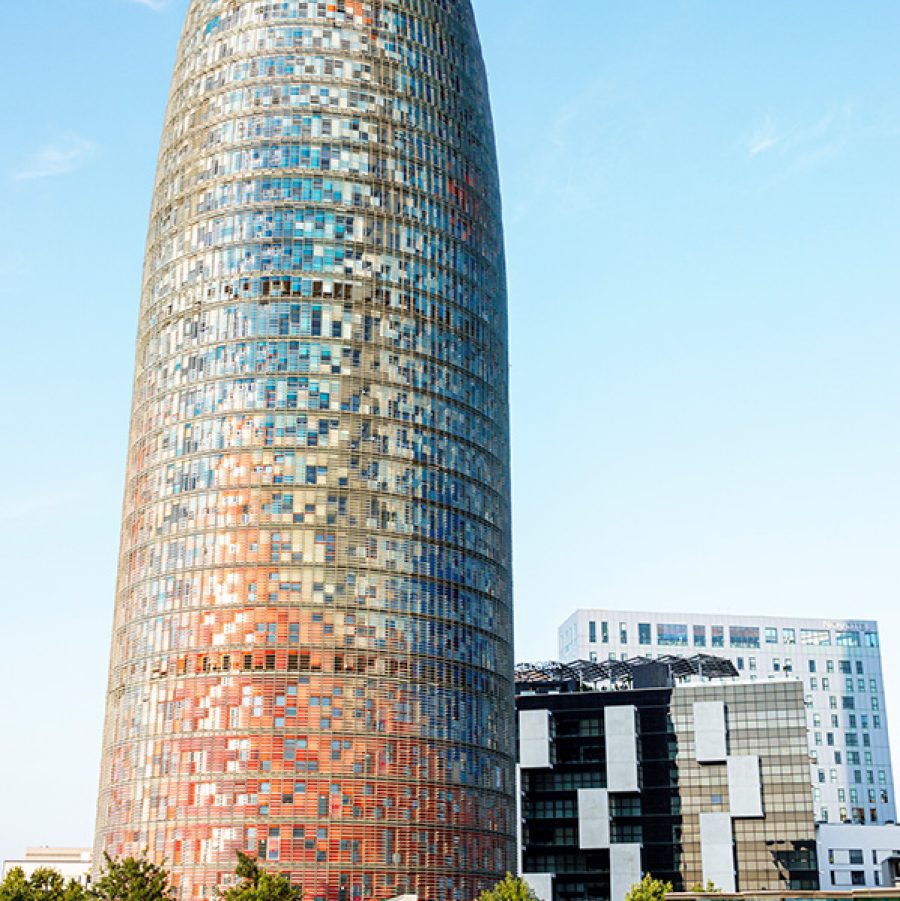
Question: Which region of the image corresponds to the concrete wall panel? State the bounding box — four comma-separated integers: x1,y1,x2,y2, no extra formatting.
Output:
610,843,642,901
519,709,552,769
694,701,728,763
700,812,736,892
605,705,639,792
577,788,610,849
522,873,553,901
728,755,763,818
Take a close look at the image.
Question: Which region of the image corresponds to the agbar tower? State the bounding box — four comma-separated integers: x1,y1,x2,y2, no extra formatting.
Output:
94,3,515,900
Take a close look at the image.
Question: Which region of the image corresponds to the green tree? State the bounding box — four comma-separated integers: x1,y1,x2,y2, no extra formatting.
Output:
0,867,87,901
61,881,87,901
90,854,176,901
28,870,86,901
624,874,673,901
218,852,301,901
0,868,31,901
474,873,539,901
687,881,721,894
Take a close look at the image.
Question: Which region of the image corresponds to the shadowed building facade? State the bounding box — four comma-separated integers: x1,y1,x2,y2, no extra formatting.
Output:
93,3,515,900
516,659,819,901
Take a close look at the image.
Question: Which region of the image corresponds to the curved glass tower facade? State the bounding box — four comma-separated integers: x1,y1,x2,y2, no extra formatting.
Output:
93,3,514,900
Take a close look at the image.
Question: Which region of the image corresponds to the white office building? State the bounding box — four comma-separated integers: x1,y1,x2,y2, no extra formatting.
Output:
816,823,900,888
559,609,894,826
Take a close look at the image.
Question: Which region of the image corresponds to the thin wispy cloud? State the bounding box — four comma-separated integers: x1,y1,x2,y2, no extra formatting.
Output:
507,76,626,223
748,114,789,156
128,0,170,9
13,132,97,181
746,105,855,172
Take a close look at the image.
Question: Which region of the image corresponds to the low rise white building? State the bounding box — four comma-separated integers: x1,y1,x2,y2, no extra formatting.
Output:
1,848,92,886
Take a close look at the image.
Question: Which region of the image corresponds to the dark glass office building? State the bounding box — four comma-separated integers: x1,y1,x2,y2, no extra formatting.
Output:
94,3,515,900
516,658,819,901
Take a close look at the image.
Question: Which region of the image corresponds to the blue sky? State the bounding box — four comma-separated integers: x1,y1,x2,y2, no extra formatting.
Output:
1,0,899,864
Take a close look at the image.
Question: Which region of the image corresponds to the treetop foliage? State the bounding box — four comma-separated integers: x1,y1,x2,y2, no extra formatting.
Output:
91,854,177,901
217,852,302,901
0,854,176,901
687,881,722,894
625,873,674,901
0,852,308,901
0,867,86,901
474,873,539,901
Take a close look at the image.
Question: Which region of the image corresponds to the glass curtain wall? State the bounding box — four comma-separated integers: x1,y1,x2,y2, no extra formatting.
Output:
93,3,515,900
